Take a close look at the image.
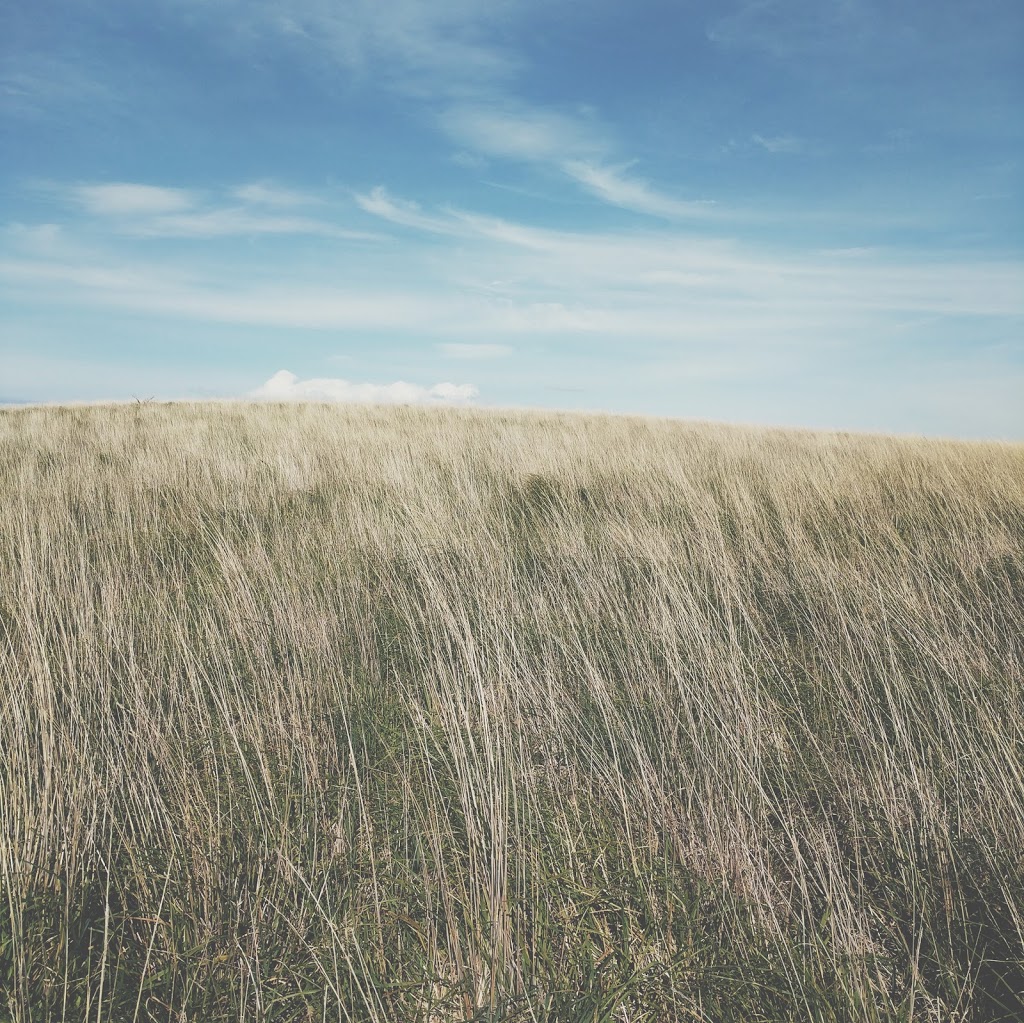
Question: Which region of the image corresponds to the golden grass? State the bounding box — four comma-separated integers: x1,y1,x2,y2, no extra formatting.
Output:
1,401,1022,1021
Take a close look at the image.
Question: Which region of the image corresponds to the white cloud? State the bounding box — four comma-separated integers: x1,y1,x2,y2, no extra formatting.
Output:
59,181,377,239
250,369,478,404
232,182,318,206
4,222,63,254
73,183,195,216
562,161,717,220
127,208,375,240
429,380,480,402
440,105,721,221
354,186,454,233
5,186,1023,358
446,209,559,250
438,342,511,358
1,54,113,120
192,0,524,98
440,103,604,162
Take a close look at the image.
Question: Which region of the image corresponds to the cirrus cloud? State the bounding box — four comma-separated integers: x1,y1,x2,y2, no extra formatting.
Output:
562,161,717,220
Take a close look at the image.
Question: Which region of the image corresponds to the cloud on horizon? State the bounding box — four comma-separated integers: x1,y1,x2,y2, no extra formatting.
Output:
250,370,479,405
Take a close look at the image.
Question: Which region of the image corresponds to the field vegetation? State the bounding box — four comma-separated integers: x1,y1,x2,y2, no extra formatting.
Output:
1,401,1022,1021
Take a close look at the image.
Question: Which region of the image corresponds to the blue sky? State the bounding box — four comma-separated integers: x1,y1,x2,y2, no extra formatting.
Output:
1,0,1022,437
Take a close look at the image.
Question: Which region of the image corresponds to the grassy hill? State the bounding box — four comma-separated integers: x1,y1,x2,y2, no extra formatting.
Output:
1,402,1022,1022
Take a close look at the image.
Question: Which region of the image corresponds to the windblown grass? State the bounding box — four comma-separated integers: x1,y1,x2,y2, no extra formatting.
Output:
1,401,1022,1022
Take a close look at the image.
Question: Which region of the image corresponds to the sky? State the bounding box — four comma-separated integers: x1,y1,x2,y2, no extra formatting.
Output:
1,0,1022,438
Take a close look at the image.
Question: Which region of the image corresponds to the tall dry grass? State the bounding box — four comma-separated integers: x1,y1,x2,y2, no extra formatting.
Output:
1,401,1022,1022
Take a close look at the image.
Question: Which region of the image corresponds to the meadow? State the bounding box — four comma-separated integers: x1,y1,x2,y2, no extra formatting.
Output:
1,401,1022,1022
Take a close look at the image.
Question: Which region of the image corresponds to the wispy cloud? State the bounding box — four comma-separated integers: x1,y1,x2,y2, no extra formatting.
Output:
196,0,524,98
353,186,454,234
440,102,604,162
5,185,1022,351
124,209,375,240
0,255,448,328
562,161,717,219
231,182,319,206
440,105,719,222
438,343,511,358
3,222,65,254
73,183,195,216
0,54,113,120
58,181,376,239
174,6,722,227
250,369,478,404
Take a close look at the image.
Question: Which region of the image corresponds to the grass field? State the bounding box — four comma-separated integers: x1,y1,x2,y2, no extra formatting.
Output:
1,401,1022,1022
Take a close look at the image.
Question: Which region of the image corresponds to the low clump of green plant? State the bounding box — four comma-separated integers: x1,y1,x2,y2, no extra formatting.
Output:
1,401,1022,1021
